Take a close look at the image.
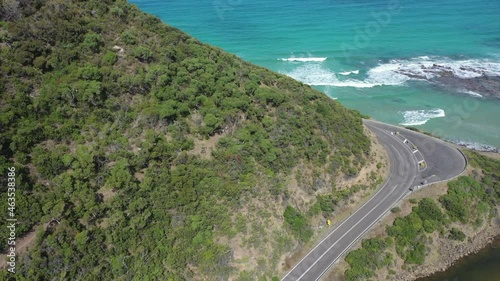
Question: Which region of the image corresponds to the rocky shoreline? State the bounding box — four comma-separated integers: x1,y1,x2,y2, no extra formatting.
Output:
387,148,500,281
454,142,500,154
391,217,500,281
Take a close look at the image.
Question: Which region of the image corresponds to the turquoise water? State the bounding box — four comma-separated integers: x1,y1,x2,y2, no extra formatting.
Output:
130,0,500,149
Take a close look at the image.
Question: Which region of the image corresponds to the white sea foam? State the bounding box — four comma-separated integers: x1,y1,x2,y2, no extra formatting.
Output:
399,109,445,126
339,70,360,76
284,64,338,85
280,57,327,62
284,56,500,89
365,63,411,86
284,64,386,88
459,89,483,98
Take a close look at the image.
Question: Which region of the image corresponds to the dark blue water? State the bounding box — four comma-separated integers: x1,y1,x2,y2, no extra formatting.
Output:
418,236,500,281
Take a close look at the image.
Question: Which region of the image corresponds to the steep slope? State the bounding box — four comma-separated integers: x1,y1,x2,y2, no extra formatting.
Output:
0,0,370,279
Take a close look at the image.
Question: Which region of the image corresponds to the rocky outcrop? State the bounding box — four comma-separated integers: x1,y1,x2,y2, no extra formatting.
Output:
390,220,500,281
436,75,500,99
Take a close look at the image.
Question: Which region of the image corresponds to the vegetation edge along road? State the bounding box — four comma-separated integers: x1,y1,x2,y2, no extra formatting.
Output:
282,119,467,281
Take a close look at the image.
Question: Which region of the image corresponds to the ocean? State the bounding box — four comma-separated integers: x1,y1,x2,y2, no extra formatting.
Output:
129,0,500,150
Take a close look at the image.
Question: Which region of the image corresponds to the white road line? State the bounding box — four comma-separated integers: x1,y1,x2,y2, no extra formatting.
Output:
315,142,419,281
315,187,411,281
295,184,399,281
392,143,406,176
297,123,411,281
382,130,422,173
281,140,395,280
311,124,417,280
368,125,409,177
283,121,419,281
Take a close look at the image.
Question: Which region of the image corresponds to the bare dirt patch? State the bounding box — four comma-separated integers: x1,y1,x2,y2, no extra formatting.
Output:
286,164,316,213
220,190,290,280
98,186,117,202
188,132,227,160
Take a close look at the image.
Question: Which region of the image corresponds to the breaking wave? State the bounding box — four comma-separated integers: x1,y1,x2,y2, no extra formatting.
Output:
283,56,500,90
280,57,327,62
339,70,360,76
399,108,446,126
283,64,393,88
459,89,483,98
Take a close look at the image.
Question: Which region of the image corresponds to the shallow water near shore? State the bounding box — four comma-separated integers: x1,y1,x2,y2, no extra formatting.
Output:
130,0,500,150
417,235,500,281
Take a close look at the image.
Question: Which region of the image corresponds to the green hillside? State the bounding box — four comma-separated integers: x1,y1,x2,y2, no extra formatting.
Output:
0,0,370,279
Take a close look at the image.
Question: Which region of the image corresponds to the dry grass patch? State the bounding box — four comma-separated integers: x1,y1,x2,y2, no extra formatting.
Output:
188,132,228,160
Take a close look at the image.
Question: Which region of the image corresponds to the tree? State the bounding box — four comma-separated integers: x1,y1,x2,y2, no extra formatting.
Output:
81,32,103,53
134,46,154,63
0,0,378,279
69,145,95,180
105,159,135,191
201,113,222,136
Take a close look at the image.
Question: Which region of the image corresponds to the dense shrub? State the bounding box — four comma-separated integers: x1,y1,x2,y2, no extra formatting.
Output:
345,238,393,281
448,228,466,241
283,206,313,242
0,0,371,279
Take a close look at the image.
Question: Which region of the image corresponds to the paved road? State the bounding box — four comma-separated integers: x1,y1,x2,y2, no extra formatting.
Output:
281,119,466,281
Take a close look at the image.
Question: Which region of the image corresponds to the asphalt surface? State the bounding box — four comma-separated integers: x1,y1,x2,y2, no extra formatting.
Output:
281,119,467,281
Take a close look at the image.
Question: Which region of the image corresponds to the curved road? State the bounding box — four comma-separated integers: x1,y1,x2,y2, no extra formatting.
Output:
282,119,466,281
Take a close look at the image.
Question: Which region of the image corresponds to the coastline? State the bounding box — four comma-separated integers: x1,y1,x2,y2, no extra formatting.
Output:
417,235,500,281
453,142,500,154
328,186,499,281
395,221,500,281
396,149,500,281
380,148,500,281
